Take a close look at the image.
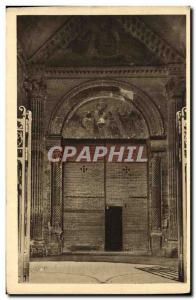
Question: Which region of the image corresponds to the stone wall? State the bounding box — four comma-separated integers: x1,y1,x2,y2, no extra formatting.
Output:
17,65,185,258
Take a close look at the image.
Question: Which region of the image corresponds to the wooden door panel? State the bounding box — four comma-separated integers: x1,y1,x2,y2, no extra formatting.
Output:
123,199,149,251
106,161,149,252
64,162,104,197
62,142,149,253
63,211,104,251
64,197,104,210
106,162,147,200
63,161,105,251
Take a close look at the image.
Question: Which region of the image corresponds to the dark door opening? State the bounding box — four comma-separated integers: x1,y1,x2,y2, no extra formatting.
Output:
105,206,122,251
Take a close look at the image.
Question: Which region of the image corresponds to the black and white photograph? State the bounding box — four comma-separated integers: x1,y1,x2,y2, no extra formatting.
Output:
6,6,191,295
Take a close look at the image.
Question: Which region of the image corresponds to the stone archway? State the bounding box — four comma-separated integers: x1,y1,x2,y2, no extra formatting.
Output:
44,79,166,256
61,92,149,139
47,79,165,138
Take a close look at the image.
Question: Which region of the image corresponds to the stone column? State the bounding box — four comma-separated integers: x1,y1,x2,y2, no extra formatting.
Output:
151,154,162,255
51,162,63,228
23,77,47,255
49,161,63,255
45,137,63,255
165,76,185,253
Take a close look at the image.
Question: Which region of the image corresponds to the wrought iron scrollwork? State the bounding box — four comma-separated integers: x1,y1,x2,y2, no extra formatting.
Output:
176,106,187,282
176,107,187,163
17,106,32,283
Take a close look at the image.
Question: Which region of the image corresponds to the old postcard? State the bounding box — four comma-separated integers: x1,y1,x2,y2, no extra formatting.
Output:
6,6,191,294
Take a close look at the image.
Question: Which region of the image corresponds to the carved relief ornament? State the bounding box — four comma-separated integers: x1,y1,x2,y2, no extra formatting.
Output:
23,77,47,100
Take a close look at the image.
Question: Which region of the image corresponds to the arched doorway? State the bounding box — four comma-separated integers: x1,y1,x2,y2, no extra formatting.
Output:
47,79,165,255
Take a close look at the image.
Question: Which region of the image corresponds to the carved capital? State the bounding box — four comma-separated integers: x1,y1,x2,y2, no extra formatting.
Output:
45,135,62,151
165,77,185,99
150,139,167,152
23,77,47,100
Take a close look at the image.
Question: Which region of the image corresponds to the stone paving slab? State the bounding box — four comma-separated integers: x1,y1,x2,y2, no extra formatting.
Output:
31,254,178,269
30,261,179,284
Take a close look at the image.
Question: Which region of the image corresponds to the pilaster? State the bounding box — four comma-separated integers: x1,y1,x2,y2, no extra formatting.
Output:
164,75,185,256
23,76,47,256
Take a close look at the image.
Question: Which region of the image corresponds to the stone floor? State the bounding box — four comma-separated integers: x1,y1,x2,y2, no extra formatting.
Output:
29,261,179,283
31,253,178,269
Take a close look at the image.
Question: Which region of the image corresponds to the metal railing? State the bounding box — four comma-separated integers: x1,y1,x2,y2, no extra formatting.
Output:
17,106,32,282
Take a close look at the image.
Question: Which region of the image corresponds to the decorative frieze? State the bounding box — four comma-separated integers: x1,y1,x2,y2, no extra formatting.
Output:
27,65,184,79
119,16,184,64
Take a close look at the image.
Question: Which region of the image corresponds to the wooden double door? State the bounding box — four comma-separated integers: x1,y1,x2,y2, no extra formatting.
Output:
63,142,149,253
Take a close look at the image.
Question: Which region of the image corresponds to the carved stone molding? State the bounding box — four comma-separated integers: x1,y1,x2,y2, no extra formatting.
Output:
27,65,184,79
118,16,184,64
166,63,186,77
29,17,85,64
27,16,184,65
150,139,167,152
48,79,165,138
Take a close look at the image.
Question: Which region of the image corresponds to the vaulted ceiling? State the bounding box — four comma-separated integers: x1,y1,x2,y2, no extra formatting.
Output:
17,15,186,67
